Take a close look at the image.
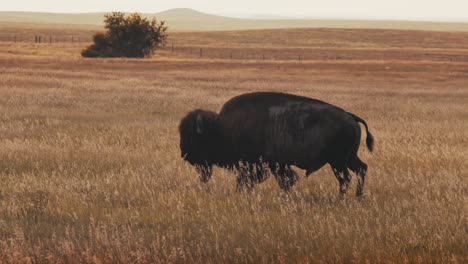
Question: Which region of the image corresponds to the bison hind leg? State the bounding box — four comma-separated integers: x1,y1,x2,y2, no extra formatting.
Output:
270,164,299,192
330,165,352,198
347,156,368,197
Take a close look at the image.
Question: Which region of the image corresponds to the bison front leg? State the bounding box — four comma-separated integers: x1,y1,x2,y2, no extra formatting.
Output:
271,164,298,192
236,175,255,192
252,163,270,184
331,166,351,197
195,164,213,183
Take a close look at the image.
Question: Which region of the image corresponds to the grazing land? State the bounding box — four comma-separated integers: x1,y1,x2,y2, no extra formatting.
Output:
0,27,467,262
1,9,468,32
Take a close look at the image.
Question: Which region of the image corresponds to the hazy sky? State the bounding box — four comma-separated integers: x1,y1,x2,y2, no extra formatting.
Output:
1,0,467,22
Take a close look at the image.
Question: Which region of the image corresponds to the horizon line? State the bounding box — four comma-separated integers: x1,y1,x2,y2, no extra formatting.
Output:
0,8,467,24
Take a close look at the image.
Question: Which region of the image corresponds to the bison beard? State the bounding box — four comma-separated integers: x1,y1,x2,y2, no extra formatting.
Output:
179,92,374,197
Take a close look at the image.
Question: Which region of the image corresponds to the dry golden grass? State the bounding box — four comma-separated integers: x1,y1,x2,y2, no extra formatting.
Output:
0,28,467,263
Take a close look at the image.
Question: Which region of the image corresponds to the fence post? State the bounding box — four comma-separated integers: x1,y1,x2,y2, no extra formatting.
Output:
200,48,203,57
298,55,301,61
39,36,42,43
262,54,265,60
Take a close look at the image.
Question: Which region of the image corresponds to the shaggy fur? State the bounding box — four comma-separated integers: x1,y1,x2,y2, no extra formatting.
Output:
179,92,374,196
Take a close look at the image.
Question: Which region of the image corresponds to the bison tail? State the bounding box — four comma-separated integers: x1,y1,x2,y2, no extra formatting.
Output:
348,112,374,152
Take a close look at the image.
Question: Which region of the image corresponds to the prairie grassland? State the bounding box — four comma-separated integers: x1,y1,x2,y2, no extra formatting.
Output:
0,28,467,263
2,11,468,32
168,28,468,61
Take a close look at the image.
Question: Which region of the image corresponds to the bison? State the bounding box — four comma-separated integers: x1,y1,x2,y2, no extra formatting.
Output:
179,92,374,197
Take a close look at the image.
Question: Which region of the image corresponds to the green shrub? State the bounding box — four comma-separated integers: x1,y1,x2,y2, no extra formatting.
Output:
82,12,168,58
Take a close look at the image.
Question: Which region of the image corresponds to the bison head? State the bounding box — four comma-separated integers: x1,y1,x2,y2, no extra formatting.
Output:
179,109,218,182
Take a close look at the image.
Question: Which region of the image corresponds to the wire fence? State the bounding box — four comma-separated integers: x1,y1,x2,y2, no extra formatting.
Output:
0,35,91,44
1,35,467,62
0,35,308,61
160,44,307,61
161,44,468,62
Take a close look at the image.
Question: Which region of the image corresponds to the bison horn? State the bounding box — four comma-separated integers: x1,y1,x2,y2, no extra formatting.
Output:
196,114,203,134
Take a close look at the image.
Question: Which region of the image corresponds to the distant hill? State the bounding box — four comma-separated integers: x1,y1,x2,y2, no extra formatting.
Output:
1,8,467,32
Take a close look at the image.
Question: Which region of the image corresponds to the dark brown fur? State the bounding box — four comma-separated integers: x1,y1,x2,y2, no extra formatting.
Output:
179,92,374,196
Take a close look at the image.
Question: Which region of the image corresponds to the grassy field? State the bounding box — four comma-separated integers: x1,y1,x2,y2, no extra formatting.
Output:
2,9,468,32
0,28,467,262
